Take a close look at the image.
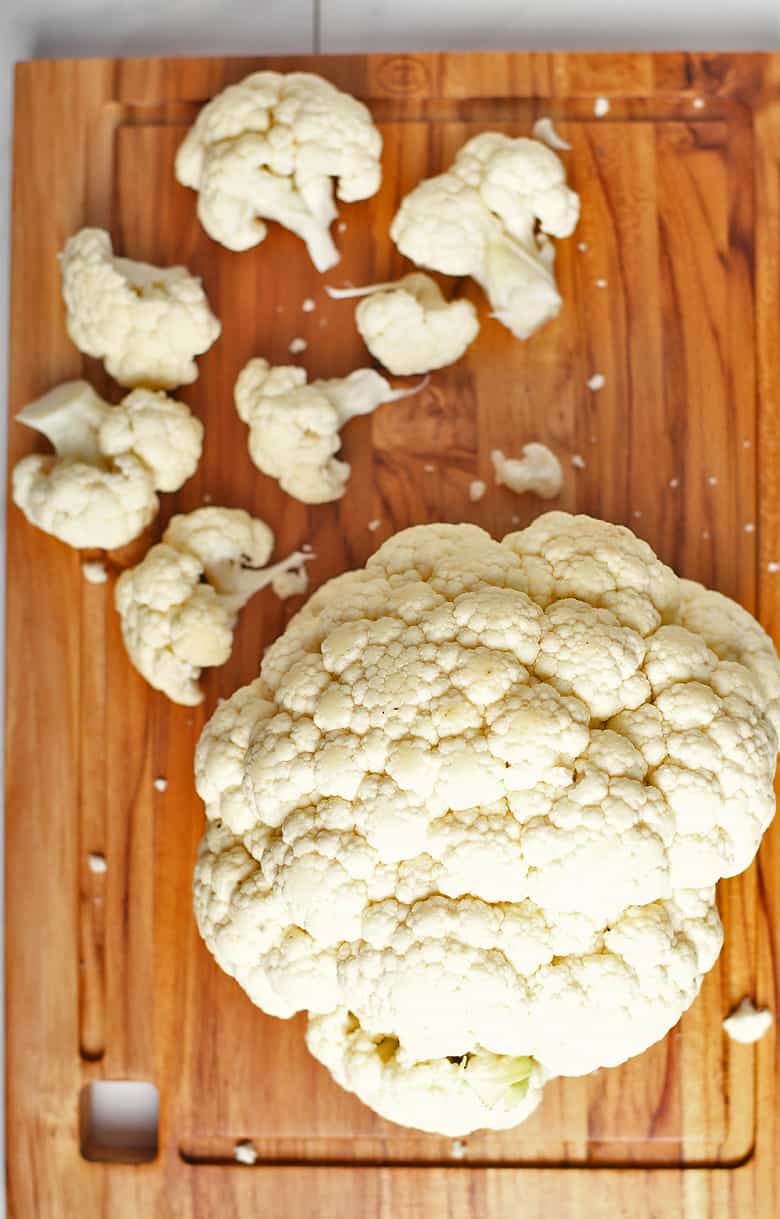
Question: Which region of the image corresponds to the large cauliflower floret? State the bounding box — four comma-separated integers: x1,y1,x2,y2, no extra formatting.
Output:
12,380,204,549
115,507,309,704
390,132,579,340
234,356,422,504
60,228,221,388
192,514,779,1136
175,71,382,271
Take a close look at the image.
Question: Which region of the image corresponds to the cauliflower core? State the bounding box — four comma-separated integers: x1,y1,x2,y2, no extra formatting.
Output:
61,228,221,389
234,356,423,504
193,514,780,1136
327,273,479,374
12,380,203,549
175,72,382,271
390,133,579,340
116,506,310,704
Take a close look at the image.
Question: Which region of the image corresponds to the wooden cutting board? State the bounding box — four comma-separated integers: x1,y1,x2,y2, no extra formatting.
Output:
6,51,780,1219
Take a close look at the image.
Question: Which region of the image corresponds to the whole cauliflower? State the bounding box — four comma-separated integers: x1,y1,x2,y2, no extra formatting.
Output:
12,380,203,549
116,506,311,704
390,132,579,340
193,514,780,1136
61,228,221,388
327,273,479,374
175,72,382,272
234,356,421,504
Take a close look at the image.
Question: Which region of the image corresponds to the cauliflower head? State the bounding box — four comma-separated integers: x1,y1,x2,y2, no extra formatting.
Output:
116,506,309,704
192,513,780,1136
234,356,418,504
175,72,382,272
390,132,579,340
12,380,204,549
60,228,221,388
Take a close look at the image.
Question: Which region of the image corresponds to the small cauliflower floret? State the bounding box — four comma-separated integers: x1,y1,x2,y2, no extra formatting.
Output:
491,444,562,499
60,228,220,388
234,356,422,503
722,997,773,1044
12,380,203,549
327,273,479,374
193,514,780,1137
390,132,579,340
115,507,309,704
175,71,382,271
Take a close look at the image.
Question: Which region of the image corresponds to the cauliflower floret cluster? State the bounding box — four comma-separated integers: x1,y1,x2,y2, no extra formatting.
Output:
175,71,382,271
12,379,203,549
61,228,221,388
390,132,579,340
116,507,310,704
193,513,780,1136
234,356,421,504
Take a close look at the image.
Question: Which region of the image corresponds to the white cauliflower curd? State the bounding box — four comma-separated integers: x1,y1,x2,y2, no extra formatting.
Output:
390,132,579,340
234,356,424,504
115,507,311,704
60,228,221,388
192,513,780,1135
175,72,382,271
12,379,203,549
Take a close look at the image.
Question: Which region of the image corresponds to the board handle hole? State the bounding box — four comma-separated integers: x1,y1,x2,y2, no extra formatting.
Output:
79,1081,159,1163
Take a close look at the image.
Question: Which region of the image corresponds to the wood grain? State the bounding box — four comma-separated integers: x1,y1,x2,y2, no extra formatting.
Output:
6,51,780,1219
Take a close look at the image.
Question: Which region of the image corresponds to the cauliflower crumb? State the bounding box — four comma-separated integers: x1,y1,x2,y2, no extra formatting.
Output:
595,278,607,288
669,478,680,489
768,561,780,573
492,444,562,499
743,439,751,448
723,998,773,1044
633,510,642,519
707,476,718,486
571,454,586,470
87,852,107,875
594,97,610,117
424,464,436,473
289,337,308,355
531,117,571,151
693,97,705,110
337,221,348,233
82,559,108,584
302,298,316,313
450,1139,468,1159
234,1140,258,1165
744,522,756,534
469,479,487,503
153,777,168,793
367,519,382,532
587,374,605,391
577,241,588,252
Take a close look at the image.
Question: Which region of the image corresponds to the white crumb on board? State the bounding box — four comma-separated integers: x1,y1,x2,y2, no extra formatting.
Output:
450,1139,468,1160
302,298,316,313
577,241,588,252
81,559,107,584
337,221,348,233
633,510,642,519
271,565,309,600
743,439,751,448
693,97,705,109
367,519,382,532
234,1141,258,1165
511,514,520,525
595,278,608,288
531,116,571,151
722,998,773,1044
594,97,610,116
202,492,212,504
702,530,710,540
669,477,680,488
153,777,168,793
423,464,436,473
587,373,605,391
571,454,586,470
707,475,718,486
468,479,487,502
289,337,308,355
88,852,107,875
744,522,756,534
768,561,780,573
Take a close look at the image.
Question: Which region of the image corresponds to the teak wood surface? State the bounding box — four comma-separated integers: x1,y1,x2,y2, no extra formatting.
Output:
6,51,780,1219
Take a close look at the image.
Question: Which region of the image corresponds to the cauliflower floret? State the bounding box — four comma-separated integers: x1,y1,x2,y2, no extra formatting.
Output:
326,273,479,374
60,228,221,388
234,356,423,504
175,71,382,271
390,132,579,340
12,380,203,549
491,443,562,499
115,507,311,703
192,514,780,1136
